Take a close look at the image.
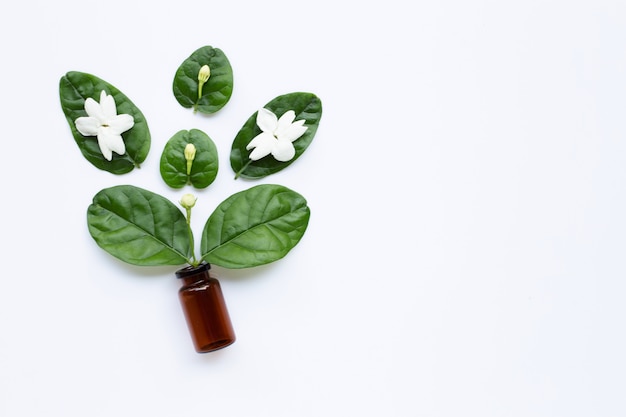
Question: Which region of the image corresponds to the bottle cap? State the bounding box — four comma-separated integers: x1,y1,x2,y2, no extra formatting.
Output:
175,262,211,279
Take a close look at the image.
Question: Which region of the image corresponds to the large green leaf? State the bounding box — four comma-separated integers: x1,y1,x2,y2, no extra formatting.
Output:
160,129,219,189
201,184,310,268
59,71,151,174
87,185,191,266
172,45,233,114
230,92,322,179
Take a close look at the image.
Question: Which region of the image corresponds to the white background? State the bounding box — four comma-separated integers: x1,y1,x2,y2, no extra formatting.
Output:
1,0,626,415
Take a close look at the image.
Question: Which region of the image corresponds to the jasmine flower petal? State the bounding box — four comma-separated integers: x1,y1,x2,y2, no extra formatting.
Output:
98,129,126,161
280,119,307,142
75,116,100,136
84,97,106,121
96,134,113,161
107,114,135,134
247,132,276,161
276,110,296,129
99,90,117,118
272,140,296,162
256,108,278,133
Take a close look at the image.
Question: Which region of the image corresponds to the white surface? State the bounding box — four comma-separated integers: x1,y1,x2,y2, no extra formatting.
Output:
1,0,626,415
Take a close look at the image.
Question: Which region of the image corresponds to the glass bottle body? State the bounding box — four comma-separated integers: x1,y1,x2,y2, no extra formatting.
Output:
176,263,236,353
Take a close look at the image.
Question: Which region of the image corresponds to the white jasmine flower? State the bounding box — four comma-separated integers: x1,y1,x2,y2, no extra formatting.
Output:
246,108,307,162
74,90,134,161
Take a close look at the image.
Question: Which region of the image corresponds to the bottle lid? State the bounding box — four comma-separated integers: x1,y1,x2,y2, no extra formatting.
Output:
175,262,211,279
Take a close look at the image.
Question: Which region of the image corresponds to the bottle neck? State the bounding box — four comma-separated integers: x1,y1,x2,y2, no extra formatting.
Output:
175,263,212,287
180,274,210,287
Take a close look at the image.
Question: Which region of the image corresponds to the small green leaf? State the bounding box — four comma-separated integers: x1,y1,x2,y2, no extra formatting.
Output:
230,92,322,179
59,71,151,174
87,185,191,266
201,184,310,269
172,45,233,114
160,129,219,189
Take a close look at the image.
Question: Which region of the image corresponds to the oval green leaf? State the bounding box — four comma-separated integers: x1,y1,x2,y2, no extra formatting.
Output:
59,71,151,174
230,92,322,179
160,129,219,189
172,45,233,114
87,185,191,266
200,184,310,269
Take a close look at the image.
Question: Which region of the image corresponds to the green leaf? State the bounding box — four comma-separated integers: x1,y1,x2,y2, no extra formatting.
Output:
87,185,191,266
230,92,322,179
160,129,219,189
172,45,233,114
201,184,310,269
59,71,151,174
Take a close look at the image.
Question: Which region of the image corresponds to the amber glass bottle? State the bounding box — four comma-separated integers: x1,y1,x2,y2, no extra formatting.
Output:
176,263,236,353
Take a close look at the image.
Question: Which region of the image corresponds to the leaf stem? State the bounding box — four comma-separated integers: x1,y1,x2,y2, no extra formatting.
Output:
234,159,253,180
185,207,198,266
119,152,140,168
197,82,204,103
194,81,205,113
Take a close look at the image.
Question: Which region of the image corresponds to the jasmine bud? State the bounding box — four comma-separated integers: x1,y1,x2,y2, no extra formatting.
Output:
184,143,197,175
180,193,197,210
195,65,211,112
198,65,211,83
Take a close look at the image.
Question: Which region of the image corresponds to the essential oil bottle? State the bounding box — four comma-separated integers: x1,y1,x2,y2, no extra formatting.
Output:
176,263,236,353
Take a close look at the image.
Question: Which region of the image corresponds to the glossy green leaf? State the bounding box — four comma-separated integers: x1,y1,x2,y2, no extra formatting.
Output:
160,129,219,189
87,185,191,266
230,92,322,179
172,45,233,114
59,71,151,174
201,184,310,269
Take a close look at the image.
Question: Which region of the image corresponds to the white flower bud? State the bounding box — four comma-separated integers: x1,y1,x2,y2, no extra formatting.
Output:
184,143,197,175
184,143,196,161
180,193,197,209
198,65,211,83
